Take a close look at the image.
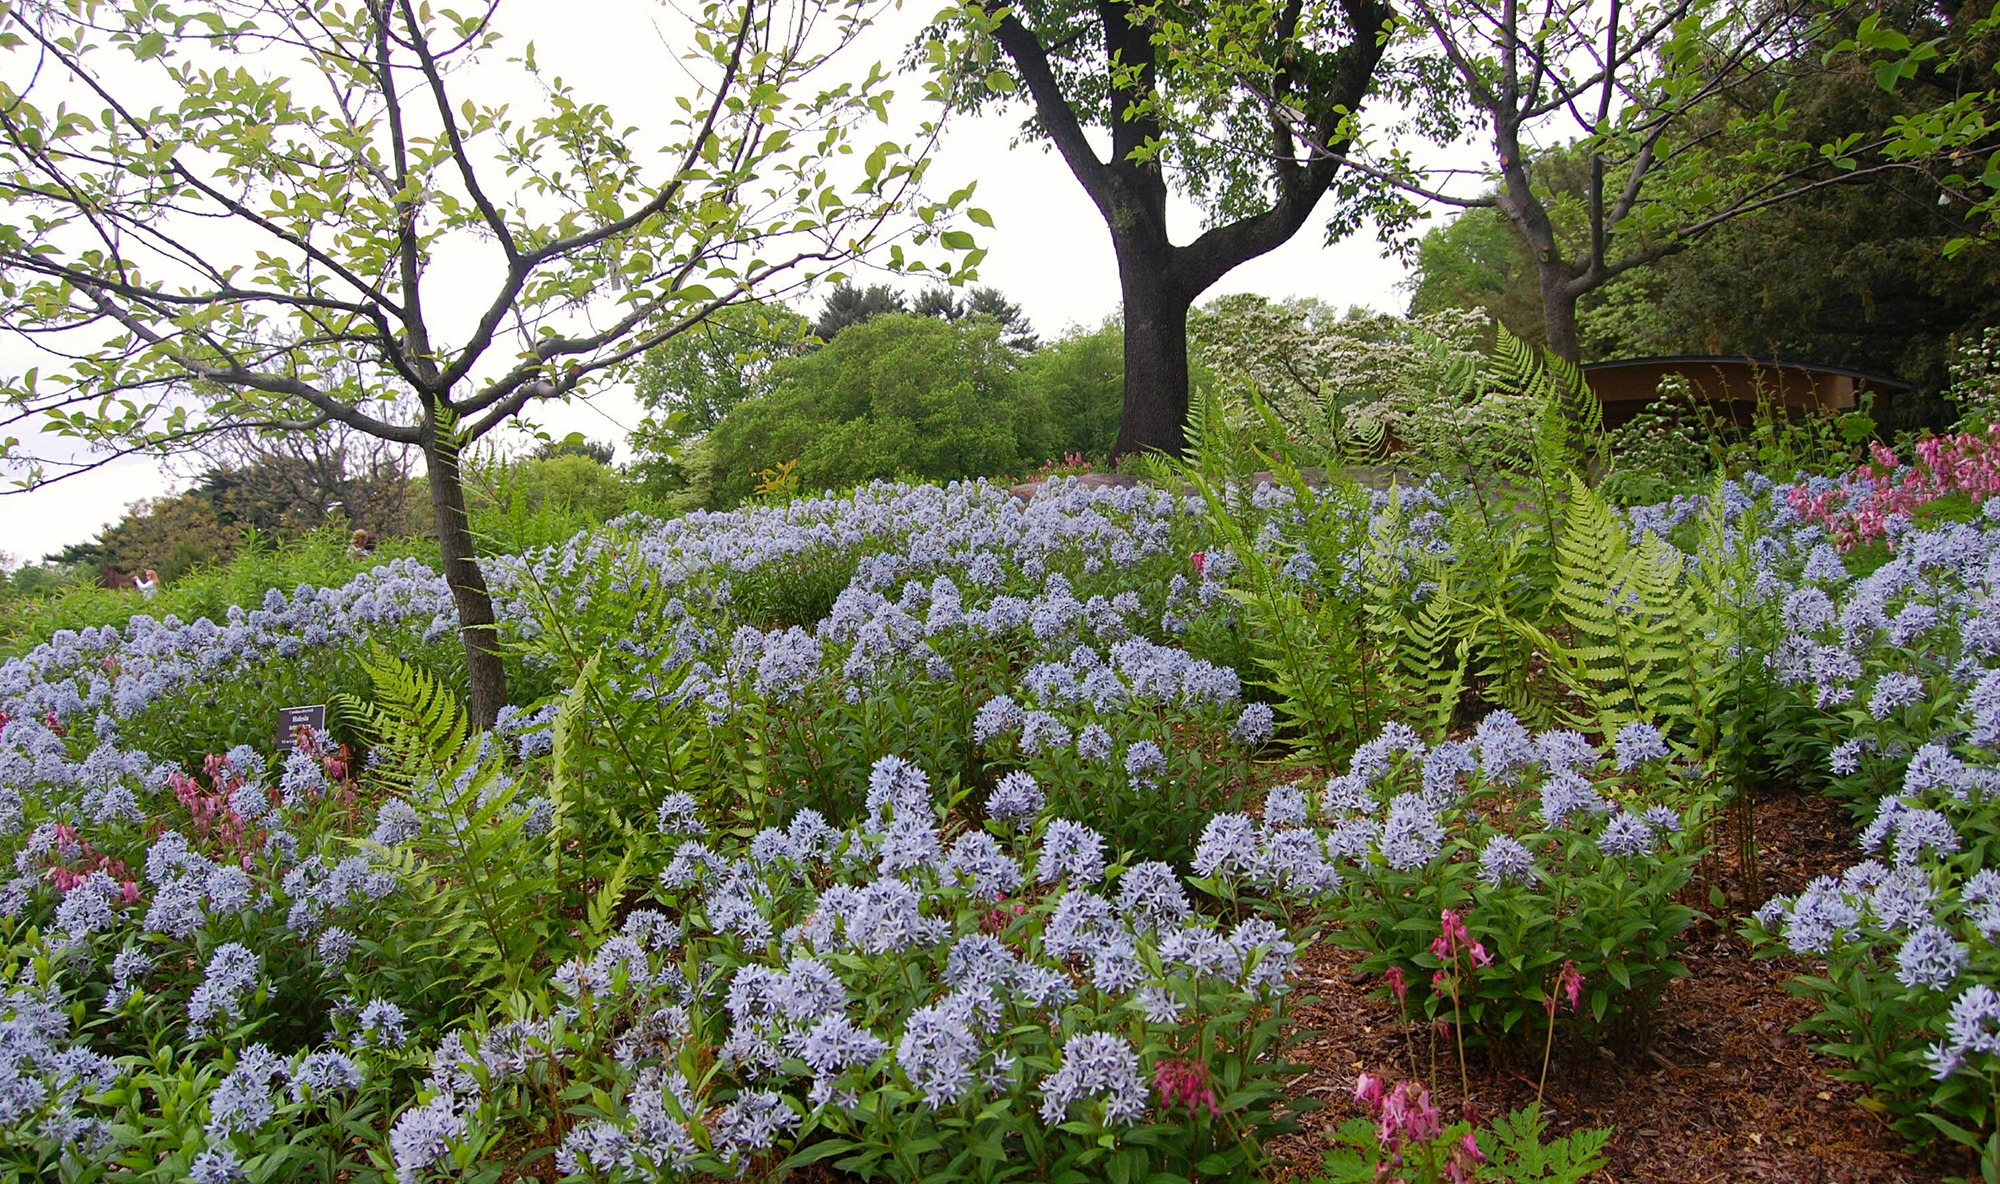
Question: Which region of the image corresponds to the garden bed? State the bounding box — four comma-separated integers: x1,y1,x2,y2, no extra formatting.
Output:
1278,788,1950,1182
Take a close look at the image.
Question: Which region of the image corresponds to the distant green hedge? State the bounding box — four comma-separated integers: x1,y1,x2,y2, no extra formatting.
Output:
705,313,1121,504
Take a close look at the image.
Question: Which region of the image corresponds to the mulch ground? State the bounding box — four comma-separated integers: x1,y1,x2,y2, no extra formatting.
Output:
1274,789,1963,1182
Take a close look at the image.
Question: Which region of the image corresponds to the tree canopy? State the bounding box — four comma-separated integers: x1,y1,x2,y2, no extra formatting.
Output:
0,0,978,724
705,313,1058,503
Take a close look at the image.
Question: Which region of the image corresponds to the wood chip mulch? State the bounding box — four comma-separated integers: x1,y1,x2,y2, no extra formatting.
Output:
1271,789,1965,1182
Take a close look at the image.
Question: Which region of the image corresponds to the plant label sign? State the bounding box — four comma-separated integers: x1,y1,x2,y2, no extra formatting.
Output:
277,704,327,751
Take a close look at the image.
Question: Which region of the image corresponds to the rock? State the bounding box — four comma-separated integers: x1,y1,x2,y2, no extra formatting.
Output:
1005,471,1143,501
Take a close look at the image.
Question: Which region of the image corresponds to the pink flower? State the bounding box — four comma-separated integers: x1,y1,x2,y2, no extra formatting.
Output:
1446,1131,1488,1184
1354,1072,1384,1111
1546,959,1584,1016
1378,1081,1443,1149
1468,942,1492,969
1155,1058,1220,1117
1384,965,1408,1006
1190,551,1207,576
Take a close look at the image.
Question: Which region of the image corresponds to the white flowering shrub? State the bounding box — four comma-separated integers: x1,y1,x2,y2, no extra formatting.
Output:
1205,716,1709,1037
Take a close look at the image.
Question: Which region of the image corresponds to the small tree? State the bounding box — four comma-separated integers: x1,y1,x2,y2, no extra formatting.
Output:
0,0,976,726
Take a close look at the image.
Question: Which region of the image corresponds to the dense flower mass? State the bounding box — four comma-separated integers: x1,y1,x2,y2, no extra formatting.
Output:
5,450,2000,1175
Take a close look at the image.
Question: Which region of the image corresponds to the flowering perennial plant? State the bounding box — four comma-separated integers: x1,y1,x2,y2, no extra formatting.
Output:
1787,430,2000,550
13,441,2000,1178
1205,716,1708,1035
1751,733,2000,1153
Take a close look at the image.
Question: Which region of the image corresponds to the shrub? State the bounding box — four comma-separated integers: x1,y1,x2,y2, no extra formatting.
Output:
1018,320,1124,461
704,314,1054,505
1751,725,2000,1157
1207,715,1709,1037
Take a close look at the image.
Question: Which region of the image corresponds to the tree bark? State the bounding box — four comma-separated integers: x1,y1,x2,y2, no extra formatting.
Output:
1539,267,1582,364
1114,245,1194,457
423,424,508,731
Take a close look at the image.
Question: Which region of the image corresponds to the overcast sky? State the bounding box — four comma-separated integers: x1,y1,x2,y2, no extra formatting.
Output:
0,0,1432,564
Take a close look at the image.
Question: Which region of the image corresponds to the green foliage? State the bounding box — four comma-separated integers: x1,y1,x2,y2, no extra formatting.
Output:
337,651,472,796
340,652,558,1001
1484,332,1605,491
1315,1103,1611,1183
0,0,982,718
1187,295,1492,463
1171,401,1378,768
630,303,815,449
705,314,1056,505
1407,206,1547,347
1600,376,1716,505
1252,752,1709,1039
729,544,864,630
813,280,911,340
1017,320,1124,460
1748,769,2000,1157
466,452,635,554
1525,475,1705,739
1950,327,2000,426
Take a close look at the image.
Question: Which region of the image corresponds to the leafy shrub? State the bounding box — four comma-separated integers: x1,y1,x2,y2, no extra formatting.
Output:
1018,320,1123,461
704,314,1057,505
1751,719,2000,1159
726,543,862,631
470,452,635,523
1209,715,1709,1037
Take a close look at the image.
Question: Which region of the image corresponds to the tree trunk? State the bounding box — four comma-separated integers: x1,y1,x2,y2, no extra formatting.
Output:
1112,244,1194,459
1539,266,1582,365
424,428,508,731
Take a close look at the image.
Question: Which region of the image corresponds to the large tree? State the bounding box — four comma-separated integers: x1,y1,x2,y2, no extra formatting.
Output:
0,0,975,726
929,0,1394,456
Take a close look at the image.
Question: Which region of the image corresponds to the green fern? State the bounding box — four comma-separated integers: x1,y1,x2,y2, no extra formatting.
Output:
1517,474,1706,738
1360,494,1470,734
338,649,561,1000
1483,329,1606,481
335,649,470,795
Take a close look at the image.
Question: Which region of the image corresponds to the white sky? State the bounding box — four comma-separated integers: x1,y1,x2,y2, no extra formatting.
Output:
0,0,1427,564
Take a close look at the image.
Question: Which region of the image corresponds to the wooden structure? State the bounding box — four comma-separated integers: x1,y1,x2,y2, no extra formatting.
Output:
1581,356,1914,429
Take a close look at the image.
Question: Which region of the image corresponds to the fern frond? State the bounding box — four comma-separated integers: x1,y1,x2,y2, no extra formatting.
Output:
336,649,471,796
1530,474,1707,738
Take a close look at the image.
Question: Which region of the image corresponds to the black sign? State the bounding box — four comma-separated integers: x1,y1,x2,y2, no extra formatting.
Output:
276,704,327,751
